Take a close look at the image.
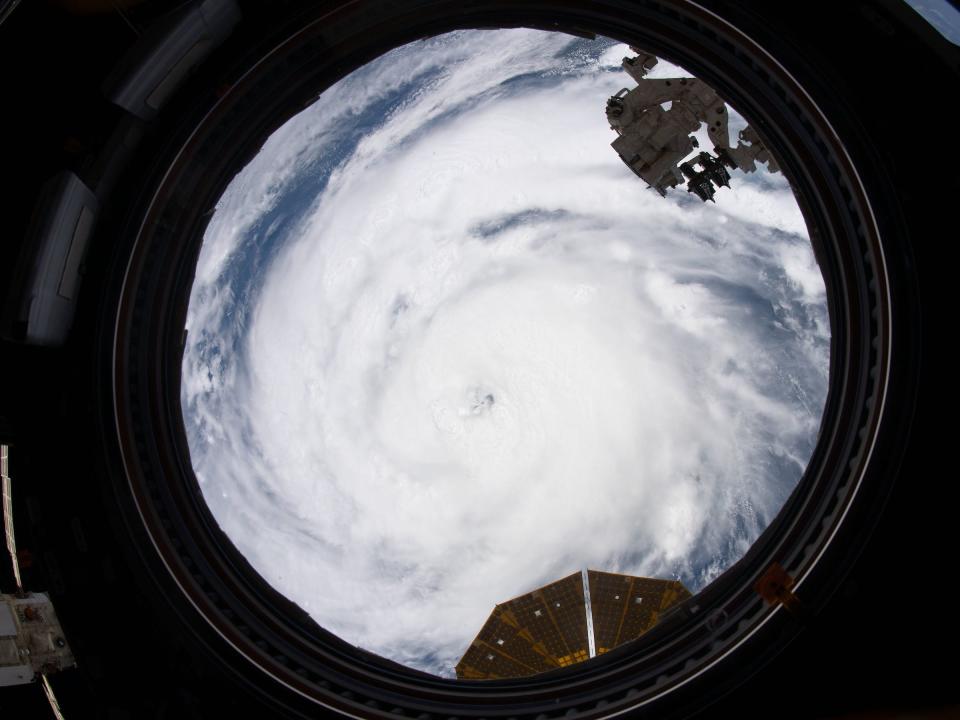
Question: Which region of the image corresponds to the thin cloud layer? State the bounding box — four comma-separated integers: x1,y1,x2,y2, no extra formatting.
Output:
181,30,829,677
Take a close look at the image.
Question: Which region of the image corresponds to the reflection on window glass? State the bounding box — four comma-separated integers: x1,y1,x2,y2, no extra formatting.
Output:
904,0,960,45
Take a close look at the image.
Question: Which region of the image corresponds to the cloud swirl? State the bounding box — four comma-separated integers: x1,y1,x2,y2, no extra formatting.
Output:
181,29,829,676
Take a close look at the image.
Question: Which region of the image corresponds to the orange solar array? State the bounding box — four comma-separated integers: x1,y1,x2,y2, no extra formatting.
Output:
456,571,691,679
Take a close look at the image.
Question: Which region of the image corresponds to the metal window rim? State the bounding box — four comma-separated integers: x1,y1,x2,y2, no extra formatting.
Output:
103,2,913,718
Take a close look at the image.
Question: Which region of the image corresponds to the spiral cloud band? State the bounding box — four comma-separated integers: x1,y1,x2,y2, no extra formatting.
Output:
181,30,829,676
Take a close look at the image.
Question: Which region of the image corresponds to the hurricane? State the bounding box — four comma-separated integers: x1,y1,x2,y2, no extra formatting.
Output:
180,29,829,677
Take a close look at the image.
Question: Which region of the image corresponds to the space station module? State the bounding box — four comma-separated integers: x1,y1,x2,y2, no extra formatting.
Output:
606,49,779,202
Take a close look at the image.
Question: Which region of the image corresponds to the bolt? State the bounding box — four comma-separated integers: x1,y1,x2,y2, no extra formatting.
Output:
705,609,728,632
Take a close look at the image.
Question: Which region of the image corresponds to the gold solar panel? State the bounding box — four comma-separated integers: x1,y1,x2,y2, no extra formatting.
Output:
456,570,690,679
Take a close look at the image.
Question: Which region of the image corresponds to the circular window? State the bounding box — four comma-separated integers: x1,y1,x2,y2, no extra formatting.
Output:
101,2,915,718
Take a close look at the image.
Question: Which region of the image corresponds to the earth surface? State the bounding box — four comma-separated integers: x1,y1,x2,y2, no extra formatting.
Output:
180,29,829,677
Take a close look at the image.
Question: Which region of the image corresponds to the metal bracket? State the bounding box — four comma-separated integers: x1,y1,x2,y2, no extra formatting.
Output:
754,562,804,615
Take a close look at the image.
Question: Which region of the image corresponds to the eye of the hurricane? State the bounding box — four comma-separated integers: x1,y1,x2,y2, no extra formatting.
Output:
180,29,829,679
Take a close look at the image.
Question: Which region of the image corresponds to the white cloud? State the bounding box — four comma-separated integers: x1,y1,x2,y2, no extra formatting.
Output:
181,29,829,677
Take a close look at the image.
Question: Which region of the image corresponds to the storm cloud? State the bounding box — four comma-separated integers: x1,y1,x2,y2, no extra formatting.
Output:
181,30,829,677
